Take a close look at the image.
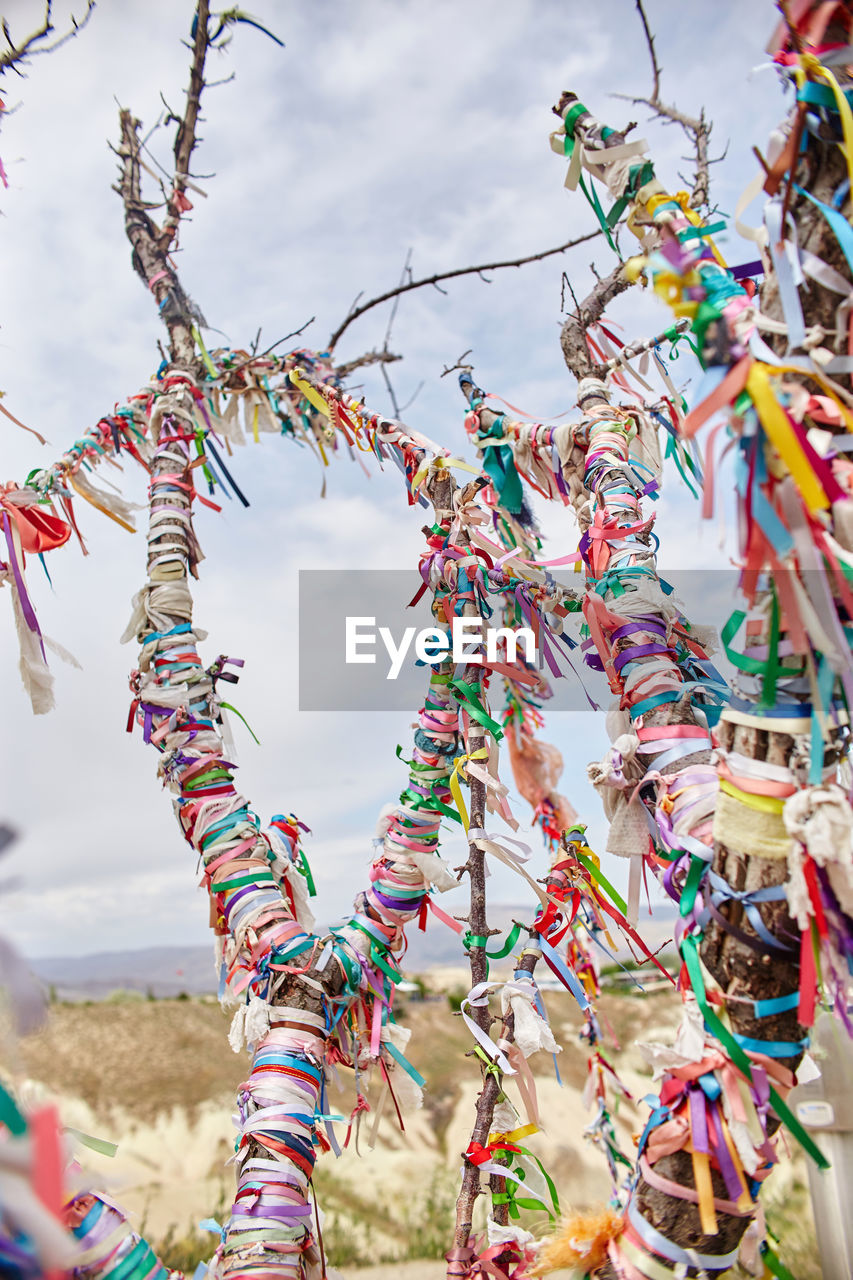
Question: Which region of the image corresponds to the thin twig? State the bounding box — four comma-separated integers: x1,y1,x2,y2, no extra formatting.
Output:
275,316,315,346
327,229,604,352
561,270,581,317
610,0,713,211
0,0,95,74
378,249,414,415
634,0,660,102
113,1,213,367
380,361,401,418
333,348,402,380
383,248,412,351
157,0,212,252
398,381,425,414
560,261,629,381
440,350,474,379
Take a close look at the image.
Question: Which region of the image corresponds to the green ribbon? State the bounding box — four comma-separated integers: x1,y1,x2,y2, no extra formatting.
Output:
384,1039,427,1088
559,124,621,257
484,921,524,960
104,1239,156,1280
472,1044,503,1082
193,428,217,491
216,871,276,892
428,781,463,825
219,700,261,745
575,851,627,916
329,939,363,996
760,1241,797,1280
449,679,504,740
581,171,622,257
183,767,233,789
65,1126,118,1158
681,933,830,1170
679,854,708,919
762,591,781,708
690,299,725,363
664,432,700,498
297,848,317,897
476,417,525,514
347,921,399,984
0,1083,26,1137
721,610,776,677
462,923,524,978
562,102,589,136
722,599,794,712
490,1145,560,1221
679,219,727,243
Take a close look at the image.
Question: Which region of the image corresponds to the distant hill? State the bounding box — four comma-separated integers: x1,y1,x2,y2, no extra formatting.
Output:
29,902,676,999
29,945,218,1001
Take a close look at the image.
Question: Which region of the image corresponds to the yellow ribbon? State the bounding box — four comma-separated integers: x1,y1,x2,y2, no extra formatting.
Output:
488,1123,539,1145
288,368,332,419
617,1238,677,1280
719,777,786,815
751,358,853,433
410,453,481,494
191,325,219,379
66,470,136,533
690,1146,718,1236
745,362,830,513
349,409,375,452
643,190,729,268
252,402,259,445
449,748,489,833
797,53,853,206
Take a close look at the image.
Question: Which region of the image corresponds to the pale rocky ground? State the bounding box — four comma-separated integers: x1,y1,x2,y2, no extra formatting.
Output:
4,974,819,1277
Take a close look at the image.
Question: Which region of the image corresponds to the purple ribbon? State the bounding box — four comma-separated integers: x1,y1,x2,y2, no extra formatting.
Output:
2,512,46,658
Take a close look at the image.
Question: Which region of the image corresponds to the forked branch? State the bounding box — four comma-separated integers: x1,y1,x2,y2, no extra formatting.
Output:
559,259,631,383
0,0,94,75
158,0,211,251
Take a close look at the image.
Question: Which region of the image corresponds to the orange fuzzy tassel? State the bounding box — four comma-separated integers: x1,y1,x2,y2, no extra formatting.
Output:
532,1207,624,1275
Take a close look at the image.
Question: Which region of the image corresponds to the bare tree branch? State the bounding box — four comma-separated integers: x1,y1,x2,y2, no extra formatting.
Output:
157,0,211,253
376,248,414,415
634,0,660,102
552,0,719,385
327,228,604,352
111,1,224,367
559,260,631,382
383,247,412,351
380,359,401,418
333,348,402,380
440,349,474,378
398,379,424,413
610,0,712,211
0,0,94,75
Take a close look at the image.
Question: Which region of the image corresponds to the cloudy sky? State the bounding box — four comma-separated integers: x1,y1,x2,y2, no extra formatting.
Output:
0,1,787,961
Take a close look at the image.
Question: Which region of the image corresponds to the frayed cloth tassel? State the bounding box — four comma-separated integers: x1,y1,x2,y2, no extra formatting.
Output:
532,1207,623,1275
